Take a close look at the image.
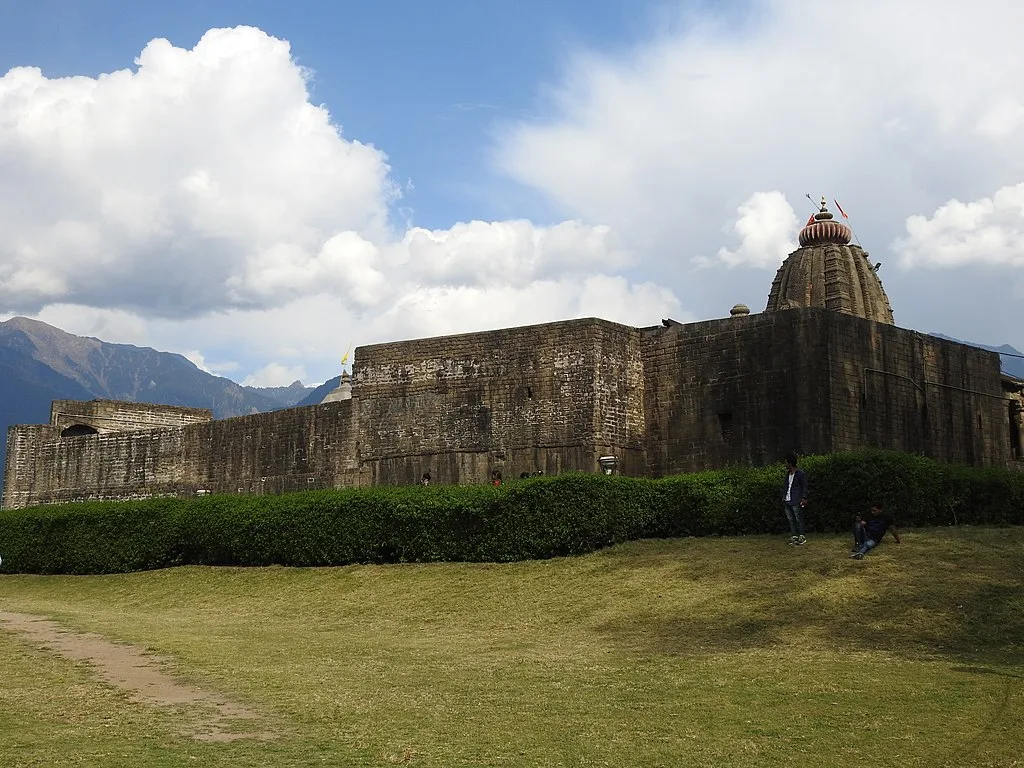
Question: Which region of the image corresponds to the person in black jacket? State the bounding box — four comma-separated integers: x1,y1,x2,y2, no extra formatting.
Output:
782,453,809,545
850,502,901,559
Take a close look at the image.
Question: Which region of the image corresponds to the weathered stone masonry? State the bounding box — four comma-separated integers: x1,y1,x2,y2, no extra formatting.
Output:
3,399,359,509
354,318,647,484
639,308,1018,474
4,311,1021,510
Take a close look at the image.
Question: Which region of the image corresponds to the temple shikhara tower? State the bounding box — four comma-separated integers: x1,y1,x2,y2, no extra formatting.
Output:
767,197,894,324
4,196,1022,509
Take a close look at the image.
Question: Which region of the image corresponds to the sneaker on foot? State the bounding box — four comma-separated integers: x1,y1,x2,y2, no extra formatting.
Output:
796,535,807,545
789,536,799,545
850,551,865,560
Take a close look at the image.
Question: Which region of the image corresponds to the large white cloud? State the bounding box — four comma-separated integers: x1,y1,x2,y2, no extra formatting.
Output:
495,0,1024,347
242,362,308,388
699,191,798,269
25,274,684,386
393,219,632,288
895,183,1024,268
0,28,394,316
367,275,684,343
0,26,680,384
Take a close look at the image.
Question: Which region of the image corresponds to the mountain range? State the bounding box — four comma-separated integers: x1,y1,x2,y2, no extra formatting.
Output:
0,316,314,476
928,334,1024,379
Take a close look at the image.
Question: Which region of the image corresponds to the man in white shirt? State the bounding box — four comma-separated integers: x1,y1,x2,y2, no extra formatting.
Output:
782,453,809,545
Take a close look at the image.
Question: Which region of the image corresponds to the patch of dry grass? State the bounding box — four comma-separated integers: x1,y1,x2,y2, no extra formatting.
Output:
1,526,1022,767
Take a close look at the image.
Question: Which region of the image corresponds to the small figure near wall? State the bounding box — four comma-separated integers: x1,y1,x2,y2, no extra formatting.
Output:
490,470,502,487
420,472,431,486
782,453,809,545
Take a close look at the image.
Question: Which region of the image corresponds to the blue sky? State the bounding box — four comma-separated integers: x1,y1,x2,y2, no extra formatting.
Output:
1,0,1022,386
0,0,669,229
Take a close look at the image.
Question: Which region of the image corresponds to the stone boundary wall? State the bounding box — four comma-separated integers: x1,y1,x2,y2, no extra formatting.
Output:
2,402,358,509
3,311,1018,510
640,308,1014,475
641,311,820,475
353,317,646,484
589,321,647,475
832,315,1013,465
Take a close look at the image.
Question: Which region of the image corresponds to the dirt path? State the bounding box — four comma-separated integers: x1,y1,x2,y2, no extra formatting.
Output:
0,610,277,742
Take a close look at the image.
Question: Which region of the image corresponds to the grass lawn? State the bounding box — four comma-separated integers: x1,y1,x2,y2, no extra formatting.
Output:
1,526,1022,767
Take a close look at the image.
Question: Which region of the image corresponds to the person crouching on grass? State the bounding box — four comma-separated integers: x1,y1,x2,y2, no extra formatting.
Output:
850,502,902,559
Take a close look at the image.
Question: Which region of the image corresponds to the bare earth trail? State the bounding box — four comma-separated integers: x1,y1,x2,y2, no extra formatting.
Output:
0,610,277,742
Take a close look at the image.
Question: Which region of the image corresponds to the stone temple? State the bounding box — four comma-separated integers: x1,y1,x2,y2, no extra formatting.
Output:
4,202,1023,509
767,198,894,324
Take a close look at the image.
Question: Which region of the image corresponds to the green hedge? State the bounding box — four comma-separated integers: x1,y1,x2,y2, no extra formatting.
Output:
1,450,1021,574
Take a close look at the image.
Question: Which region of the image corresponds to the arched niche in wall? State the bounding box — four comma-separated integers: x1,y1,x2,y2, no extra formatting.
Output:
60,424,99,438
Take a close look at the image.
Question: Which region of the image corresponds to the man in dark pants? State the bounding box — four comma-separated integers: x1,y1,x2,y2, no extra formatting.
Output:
782,453,809,545
850,502,901,559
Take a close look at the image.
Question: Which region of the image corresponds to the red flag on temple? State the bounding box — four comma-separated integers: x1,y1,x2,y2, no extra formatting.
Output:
834,199,849,220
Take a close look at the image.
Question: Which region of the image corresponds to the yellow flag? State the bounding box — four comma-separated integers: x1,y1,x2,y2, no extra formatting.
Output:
340,342,353,366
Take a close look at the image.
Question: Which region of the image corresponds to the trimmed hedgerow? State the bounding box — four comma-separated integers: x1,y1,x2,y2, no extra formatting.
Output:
0,450,1021,574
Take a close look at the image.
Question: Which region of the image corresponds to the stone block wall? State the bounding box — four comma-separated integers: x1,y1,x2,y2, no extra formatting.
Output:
3,424,61,508
353,317,646,485
828,315,1013,465
640,308,1013,475
641,311,828,475
590,321,647,475
49,399,212,435
3,309,1017,510
2,401,359,509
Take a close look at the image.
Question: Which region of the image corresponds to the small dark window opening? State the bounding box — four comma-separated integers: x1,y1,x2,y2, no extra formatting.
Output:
60,424,98,438
527,386,533,399
978,413,983,429
717,411,734,440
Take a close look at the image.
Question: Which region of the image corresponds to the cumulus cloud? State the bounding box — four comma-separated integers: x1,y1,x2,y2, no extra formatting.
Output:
181,350,239,376
394,219,632,288
1,26,675,383
367,276,683,343
699,191,798,269
182,350,213,374
895,183,1024,268
0,27,397,317
1,28,639,321
243,362,308,388
495,0,1024,345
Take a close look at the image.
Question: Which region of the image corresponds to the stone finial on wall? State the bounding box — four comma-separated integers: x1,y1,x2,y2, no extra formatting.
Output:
322,371,352,403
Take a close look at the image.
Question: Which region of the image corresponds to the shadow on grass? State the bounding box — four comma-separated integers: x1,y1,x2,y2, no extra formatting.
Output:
591,532,1024,667
948,666,1023,679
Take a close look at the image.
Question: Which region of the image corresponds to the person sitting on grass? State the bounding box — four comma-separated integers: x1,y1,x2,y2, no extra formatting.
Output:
850,502,901,559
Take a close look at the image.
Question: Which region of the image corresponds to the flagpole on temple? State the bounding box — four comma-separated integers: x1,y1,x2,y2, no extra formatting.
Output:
834,198,863,248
